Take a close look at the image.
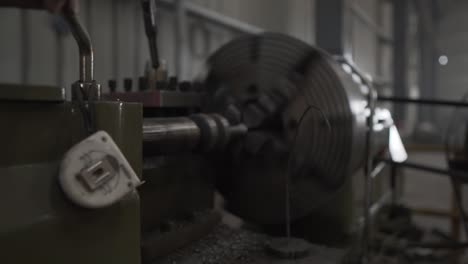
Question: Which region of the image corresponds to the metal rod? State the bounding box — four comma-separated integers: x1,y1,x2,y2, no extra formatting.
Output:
371,161,386,178
390,162,397,205
449,179,465,241
411,207,454,218
378,96,468,108
55,22,64,87
361,83,377,263
408,241,468,249
63,12,94,82
20,9,30,84
111,1,119,84
143,115,247,155
157,0,262,34
386,159,448,174
383,159,468,182
358,191,392,228
143,117,201,155
142,0,160,69
175,0,188,78
134,1,142,81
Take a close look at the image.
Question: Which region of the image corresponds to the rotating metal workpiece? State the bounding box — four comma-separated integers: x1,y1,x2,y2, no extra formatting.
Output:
143,113,247,155
201,33,369,225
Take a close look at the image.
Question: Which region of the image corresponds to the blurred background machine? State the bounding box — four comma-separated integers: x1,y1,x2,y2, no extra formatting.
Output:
2,0,468,263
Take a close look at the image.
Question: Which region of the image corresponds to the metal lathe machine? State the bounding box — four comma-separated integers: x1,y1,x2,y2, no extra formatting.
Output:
0,1,406,263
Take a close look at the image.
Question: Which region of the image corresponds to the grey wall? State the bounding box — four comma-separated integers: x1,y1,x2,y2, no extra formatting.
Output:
435,1,468,130
189,0,315,42
352,0,393,84
0,0,316,97
0,0,393,101
175,0,317,80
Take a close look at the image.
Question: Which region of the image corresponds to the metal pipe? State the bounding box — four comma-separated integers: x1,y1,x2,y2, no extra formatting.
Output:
411,207,454,218
408,241,468,249
157,0,262,34
111,1,119,83
134,1,143,81
449,178,465,241
382,159,468,182
174,0,188,78
20,9,30,84
361,84,377,262
378,96,468,108
55,23,64,88
63,12,94,82
142,0,160,69
390,162,397,206
371,161,386,178
143,117,201,155
143,114,247,155
357,191,392,228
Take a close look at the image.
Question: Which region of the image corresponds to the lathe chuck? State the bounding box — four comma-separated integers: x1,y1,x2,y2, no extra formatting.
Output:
203,33,368,225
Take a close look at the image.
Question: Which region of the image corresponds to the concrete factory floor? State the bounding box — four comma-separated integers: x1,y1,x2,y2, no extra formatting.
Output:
401,150,468,262
160,150,467,263
402,151,458,238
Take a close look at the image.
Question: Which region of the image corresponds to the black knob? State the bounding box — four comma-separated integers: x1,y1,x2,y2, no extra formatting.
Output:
124,78,133,92
108,79,117,93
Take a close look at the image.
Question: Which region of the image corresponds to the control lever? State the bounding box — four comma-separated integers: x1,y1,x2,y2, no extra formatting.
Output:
0,3,99,132
64,12,93,83
64,12,101,101
142,0,160,69
62,11,101,133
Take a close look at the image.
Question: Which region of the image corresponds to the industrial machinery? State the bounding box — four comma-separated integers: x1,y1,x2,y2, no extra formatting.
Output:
0,2,399,264
0,10,142,264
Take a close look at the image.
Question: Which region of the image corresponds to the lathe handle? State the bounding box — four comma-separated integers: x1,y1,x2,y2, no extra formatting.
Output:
0,1,96,96
63,11,94,83
141,0,160,69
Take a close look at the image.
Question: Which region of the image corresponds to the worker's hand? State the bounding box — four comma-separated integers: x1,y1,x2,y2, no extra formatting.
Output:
0,0,79,13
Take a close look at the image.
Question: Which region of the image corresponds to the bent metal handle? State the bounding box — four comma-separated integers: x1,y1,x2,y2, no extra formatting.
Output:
142,0,160,69
0,2,95,93
63,11,94,83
